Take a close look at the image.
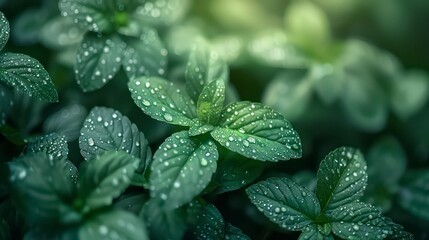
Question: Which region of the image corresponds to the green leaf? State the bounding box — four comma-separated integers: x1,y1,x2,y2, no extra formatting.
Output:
77,151,139,212
59,0,131,33
316,147,367,213
43,104,88,141
79,209,148,240
188,123,215,137
384,218,413,240
197,79,225,125
224,223,250,240
329,202,391,239
128,76,197,126
185,43,228,102
141,198,187,240
263,70,312,121
291,171,317,193
0,52,58,102
211,154,264,194
211,101,301,161
75,33,123,91
246,177,320,231
0,11,9,51
391,70,429,119
193,203,225,240
26,133,69,162
8,152,78,226
121,28,167,80
79,107,152,184
366,136,406,186
398,170,429,221
149,131,218,209
298,225,334,240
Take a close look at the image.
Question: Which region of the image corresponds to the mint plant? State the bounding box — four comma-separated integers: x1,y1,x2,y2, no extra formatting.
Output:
128,44,302,209
58,0,173,91
8,132,148,239
246,147,413,239
0,11,57,108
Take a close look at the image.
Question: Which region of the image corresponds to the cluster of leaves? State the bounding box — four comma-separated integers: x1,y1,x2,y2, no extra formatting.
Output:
0,0,427,239
0,11,58,126
247,147,412,239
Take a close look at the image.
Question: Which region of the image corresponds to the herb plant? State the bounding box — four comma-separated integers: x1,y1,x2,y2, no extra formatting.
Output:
1,0,428,239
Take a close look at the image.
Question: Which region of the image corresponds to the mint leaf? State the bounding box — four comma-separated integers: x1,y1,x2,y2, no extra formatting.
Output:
193,203,225,240
224,223,250,240
185,43,228,102
79,107,152,185
211,101,301,161
0,53,58,102
329,202,391,239
189,123,215,137
246,178,320,231
0,11,9,51
75,33,123,91
384,218,413,240
26,133,68,162
77,151,139,212
122,28,167,80
149,131,218,209
59,0,117,33
212,154,264,194
298,225,333,240
79,209,148,240
8,152,78,226
197,79,225,125
316,147,367,213
141,198,187,240
398,170,429,221
128,76,197,126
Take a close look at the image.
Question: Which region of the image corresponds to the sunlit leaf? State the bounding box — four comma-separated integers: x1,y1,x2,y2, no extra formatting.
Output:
197,79,225,125
149,131,218,209
185,42,228,102
79,107,152,184
316,147,367,213
329,202,391,239
246,177,320,231
128,76,197,126
75,33,123,91
211,101,301,161
0,53,58,102
121,28,167,80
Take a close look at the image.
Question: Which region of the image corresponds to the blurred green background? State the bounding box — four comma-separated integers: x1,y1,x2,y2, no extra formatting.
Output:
1,0,429,239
